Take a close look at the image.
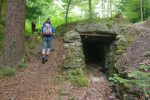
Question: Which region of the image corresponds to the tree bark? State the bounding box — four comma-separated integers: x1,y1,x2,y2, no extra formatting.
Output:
1,0,25,66
89,0,92,19
65,0,71,25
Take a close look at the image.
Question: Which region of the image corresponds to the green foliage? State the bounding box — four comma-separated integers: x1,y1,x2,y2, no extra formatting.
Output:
25,19,41,35
123,0,150,22
0,0,6,55
65,68,89,86
18,62,27,68
109,74,129,84
139,64,150,71
109,65,150,97
26,0,46,20
143,49,150,56
0,67,15,77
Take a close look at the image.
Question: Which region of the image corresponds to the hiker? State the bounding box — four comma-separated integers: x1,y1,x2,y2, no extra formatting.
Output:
31,21,36,34
40,18,55,63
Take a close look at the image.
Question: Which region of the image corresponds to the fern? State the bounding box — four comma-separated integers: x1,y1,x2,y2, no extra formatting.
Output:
109,64,150,97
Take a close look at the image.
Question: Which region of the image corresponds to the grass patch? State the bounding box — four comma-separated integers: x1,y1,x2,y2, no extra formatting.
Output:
65,68,89,87
18,62,27,68
17,55,28,68
0,67,15,77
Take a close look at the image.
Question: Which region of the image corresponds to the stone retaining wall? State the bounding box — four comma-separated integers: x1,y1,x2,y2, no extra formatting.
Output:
63,30,86,69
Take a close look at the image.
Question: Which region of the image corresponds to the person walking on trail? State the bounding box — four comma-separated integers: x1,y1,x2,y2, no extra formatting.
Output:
31,21,36,34
40,18,55,64
31,21,36,40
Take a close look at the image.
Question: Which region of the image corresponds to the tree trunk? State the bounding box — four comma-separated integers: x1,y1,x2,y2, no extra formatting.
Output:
1,0,25,66
107,0,112,17
140,0,143,21
109,0,112,16
89,0,92,19
65,0,71,25
107,0,109,17
101,0,105,17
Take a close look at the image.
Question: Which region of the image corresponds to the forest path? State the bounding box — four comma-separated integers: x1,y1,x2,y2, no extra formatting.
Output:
0,38,117,100
0,39,64,100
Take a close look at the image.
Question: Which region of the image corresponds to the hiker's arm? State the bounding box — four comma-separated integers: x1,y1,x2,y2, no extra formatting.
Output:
40,23,45,35
52,25,55,35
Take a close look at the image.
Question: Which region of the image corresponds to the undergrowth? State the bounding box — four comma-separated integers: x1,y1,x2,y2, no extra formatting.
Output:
0,56,27,77
144,49,150,56
0,66,15,77
109,64,150,98
59,68,89,87
67,68,89,86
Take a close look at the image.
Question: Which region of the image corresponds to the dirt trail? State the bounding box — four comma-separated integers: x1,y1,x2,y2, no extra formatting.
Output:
0,39,64,100
0,38,117,100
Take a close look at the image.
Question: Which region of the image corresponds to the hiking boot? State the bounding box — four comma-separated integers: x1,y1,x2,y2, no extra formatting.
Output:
45,55,48,62
51,48,55,52
42,56,45,64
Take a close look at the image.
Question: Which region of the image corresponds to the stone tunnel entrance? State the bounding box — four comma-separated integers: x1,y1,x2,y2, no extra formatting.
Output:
81,33,116,76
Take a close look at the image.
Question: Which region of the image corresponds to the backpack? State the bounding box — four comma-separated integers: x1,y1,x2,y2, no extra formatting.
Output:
43,23,52,35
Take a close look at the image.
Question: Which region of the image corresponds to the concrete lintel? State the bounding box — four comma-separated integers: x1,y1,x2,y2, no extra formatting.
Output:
80,33,116,37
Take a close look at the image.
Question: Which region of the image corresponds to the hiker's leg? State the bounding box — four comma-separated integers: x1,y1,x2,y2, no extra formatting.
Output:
41,36,48,63
50,35,55,51
42,36,47,55
46,36,52,55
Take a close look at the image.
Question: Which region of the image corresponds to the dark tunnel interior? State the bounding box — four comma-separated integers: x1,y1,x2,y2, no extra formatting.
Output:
82,41,105,66
81,35,116,71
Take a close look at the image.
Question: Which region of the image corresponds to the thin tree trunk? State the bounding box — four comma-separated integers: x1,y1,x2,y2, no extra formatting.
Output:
101,0,104,17
109,0,112,16
65,0,71,25
140,0,143,21
89,0,92,19
107,0,112,17
107,0,109,17
2,0,25,66
143,0,145,20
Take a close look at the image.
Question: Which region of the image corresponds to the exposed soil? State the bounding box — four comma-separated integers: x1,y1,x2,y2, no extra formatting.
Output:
120,21,150,72
0,38,117,100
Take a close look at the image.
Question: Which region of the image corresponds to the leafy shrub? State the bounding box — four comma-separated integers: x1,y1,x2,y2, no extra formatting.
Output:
0,67,15,77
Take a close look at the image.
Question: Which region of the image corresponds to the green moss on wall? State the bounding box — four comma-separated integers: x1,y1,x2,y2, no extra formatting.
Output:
0,0,7,54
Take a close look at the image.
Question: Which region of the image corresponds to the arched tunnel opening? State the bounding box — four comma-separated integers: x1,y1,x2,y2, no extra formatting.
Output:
81,33,116,76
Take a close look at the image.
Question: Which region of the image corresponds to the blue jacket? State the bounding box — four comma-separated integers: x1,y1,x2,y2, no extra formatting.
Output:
40,23,55,34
